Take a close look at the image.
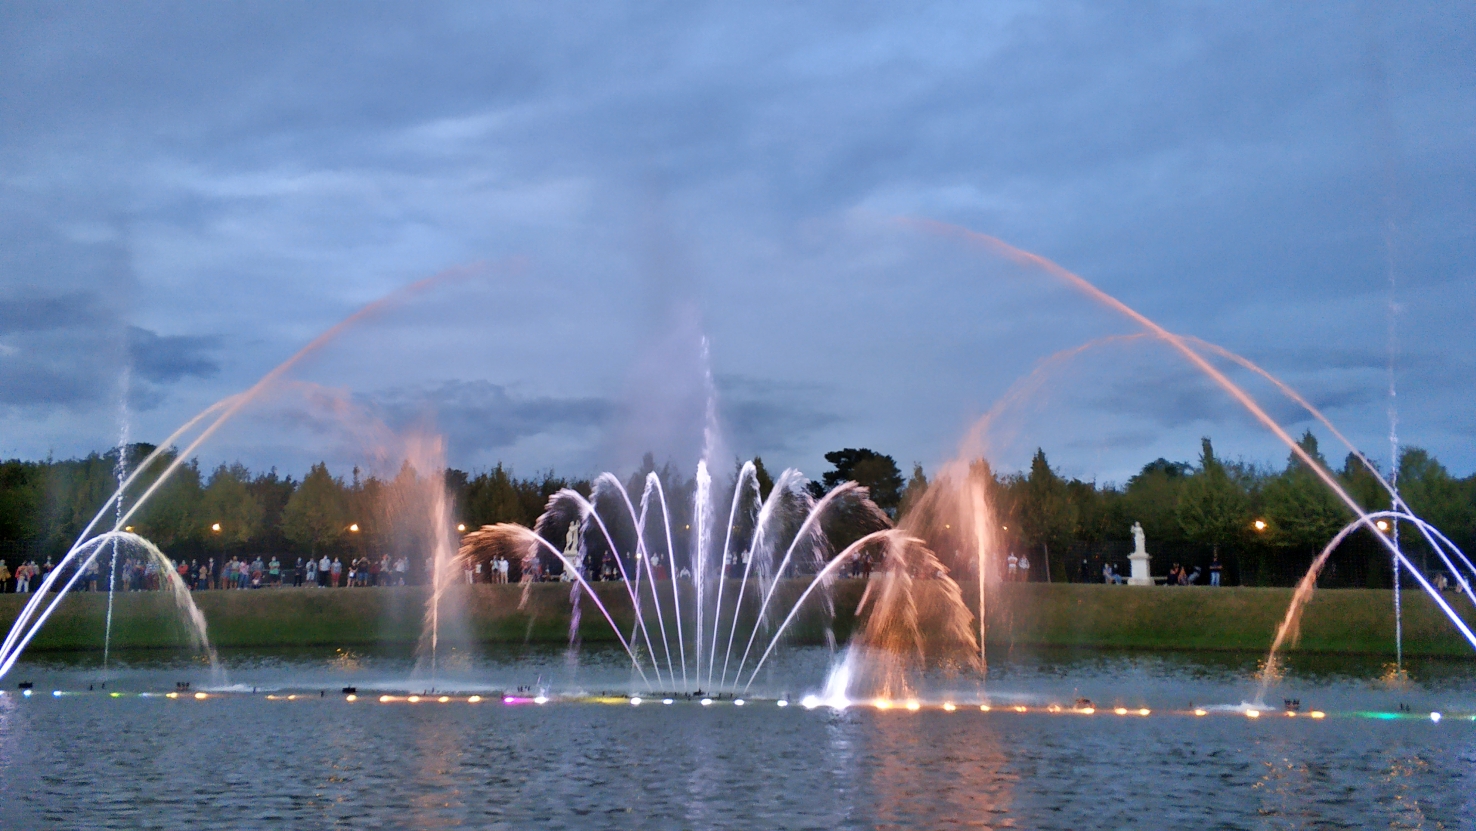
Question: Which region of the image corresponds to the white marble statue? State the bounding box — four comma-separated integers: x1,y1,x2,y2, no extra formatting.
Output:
1127,521,1153,586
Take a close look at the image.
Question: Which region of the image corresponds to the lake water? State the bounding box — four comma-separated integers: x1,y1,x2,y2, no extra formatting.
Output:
2,645,1474,830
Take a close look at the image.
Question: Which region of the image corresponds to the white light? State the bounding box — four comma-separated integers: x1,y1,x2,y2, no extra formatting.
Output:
630,697,642,706
700,698,713,706
1431,712,1442,723
777,700,789,707
800,695,819,710
22,690,32,698
663,698,674,705
52,690,62,697
533,695,548,705
734,699,745,706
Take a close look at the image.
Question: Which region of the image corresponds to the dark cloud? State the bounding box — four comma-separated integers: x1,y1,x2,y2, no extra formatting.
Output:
126,326,220,384
0,2,1470,480
365,380,614,464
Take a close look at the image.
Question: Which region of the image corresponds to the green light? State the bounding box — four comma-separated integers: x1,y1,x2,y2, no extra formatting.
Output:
1355,711,1403,720
110,692,121,698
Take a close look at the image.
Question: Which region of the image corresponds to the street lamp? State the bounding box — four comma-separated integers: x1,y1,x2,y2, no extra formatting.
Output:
1253,519,1267,532
456,523,466,533
211,522,222,533
348,523,360,533
1375,519,1390,532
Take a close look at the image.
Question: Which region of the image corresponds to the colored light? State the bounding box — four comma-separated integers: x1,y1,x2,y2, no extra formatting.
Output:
287,694,297,701
438,696,450,703
1193,709,1207,716
408,695,421,703
905,700,920,711
874,699,891,710
379,695,393,703
1080,707,1095,715
1014,705,1027,713
467,695,481,703
195,692,208,700
943,702,957,712
1047,704,1062,713
166,692,179,699
1310,711,1325,719
980,704,991,712
109,692,120,698
345,694,357,702
1138,709,1150,716
1245,709,1260,719
1285,711,1296,717
1114,707,1128,716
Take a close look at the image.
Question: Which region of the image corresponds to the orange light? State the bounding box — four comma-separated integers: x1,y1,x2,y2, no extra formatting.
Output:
874,699,891,710
905,700,921,712
979,704,991,712
1253,519,1267,532
345,694,357,702
438,696,450,703
456,524,467,533
210,522,221,532
1115,707,1128,716
349,523,360,533
943,702,957,712
379,695,393,703
194,692,207,700
1246,709,1260,719
1310,711,1326,719
407,695,421,703
467,695,482,703
1193,708,1208,716
1013,705,1027,713
1375,520,1390,532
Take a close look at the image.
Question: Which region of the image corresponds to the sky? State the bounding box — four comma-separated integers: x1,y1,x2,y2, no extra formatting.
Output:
1,2,1472,486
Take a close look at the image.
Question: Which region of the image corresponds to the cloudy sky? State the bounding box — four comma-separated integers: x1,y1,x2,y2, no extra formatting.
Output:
1,2,1471,485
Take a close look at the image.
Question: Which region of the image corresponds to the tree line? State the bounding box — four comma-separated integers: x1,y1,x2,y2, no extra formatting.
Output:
0,433,1471,587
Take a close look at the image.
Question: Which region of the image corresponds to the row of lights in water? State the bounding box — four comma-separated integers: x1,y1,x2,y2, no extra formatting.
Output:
6,690,1461,723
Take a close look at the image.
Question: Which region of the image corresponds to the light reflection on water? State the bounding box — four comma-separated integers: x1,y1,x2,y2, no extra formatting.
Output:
1,646,1473,829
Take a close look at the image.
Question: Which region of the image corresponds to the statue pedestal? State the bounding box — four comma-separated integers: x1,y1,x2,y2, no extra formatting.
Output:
1127,551,1153,586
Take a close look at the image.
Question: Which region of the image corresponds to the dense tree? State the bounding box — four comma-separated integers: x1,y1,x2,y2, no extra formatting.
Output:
1015,449,1078,580
814,448,904,516
1176,438,1249,559
201,463,264,547
281,462,348,556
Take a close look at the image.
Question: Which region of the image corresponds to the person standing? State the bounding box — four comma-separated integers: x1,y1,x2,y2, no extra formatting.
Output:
1018,554,1031,583
1209,554,1223,587
331,557,343,587
268,556,281,587
318,554,331,587
1007,552,1019,581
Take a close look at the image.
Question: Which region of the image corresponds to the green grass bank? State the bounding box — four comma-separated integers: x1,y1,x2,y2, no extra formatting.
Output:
0,582,1472,657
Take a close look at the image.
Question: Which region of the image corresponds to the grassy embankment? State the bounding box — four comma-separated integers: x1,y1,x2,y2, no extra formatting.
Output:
0,581,1472,657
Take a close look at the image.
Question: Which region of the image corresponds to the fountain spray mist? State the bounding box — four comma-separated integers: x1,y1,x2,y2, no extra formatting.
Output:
103,365,130,672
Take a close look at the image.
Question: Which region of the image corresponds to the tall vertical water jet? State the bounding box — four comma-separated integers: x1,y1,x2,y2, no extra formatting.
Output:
103,366,130,672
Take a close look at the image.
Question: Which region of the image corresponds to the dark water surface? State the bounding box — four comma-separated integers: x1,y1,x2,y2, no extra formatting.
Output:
2,646,1474,830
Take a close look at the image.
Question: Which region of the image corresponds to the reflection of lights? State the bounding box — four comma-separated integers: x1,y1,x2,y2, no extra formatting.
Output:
777,699,789,708
438,696,450,703
1013,705,1027,713
905,700,920,712
345,694,357,702
630,697,642,706
467,695,481,703
194,692,208,700
701,698,713,706
1245,709,1260,719
1194,709,1207,716
1431,712,1442,723
943,702,957,712
1310,711,1325,719
407,695,421,703
1114,707,1128,716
